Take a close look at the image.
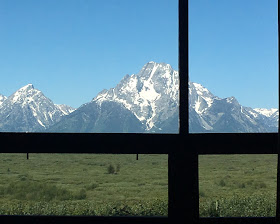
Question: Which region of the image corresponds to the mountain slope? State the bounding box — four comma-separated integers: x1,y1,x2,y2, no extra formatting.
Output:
47,101,144,133
0,84,75,132
55,104,76,115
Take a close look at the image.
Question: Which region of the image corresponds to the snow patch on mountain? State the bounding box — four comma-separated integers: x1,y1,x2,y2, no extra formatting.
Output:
254,108,278,117
55,104,76,115
192,83,214,107
0,94,7,106
189,82,219,115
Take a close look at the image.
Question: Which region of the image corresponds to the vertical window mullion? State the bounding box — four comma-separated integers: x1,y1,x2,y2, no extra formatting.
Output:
277,154,280,222
179,0,189,134
277,0,280,221
168,0,199,223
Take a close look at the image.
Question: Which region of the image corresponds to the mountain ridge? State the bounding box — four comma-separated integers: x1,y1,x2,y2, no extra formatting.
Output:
0,62,278,133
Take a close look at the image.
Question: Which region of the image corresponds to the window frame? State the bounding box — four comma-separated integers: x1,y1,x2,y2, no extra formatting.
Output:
0,0,279,223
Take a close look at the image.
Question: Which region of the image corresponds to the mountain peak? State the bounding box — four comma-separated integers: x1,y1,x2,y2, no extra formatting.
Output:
8,84,40,105
20,84,34,91
226,96,239,105
146,61,170,67
137,62,174,80
0,84,75,132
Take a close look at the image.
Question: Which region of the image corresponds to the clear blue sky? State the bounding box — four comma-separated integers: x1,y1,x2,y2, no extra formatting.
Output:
0,0,278,109
0,0,178,108
189,0,278,109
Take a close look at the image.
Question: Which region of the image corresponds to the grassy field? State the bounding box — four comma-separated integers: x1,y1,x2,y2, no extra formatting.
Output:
0,154,277,217
199,154,278,217
0,154,168,216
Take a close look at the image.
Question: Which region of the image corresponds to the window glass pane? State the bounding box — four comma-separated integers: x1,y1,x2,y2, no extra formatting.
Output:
0,0,178,133
189,0,278,133
199,154,277,217
0,154,168,216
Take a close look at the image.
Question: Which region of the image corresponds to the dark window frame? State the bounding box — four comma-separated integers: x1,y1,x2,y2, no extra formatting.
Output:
0,0,279,223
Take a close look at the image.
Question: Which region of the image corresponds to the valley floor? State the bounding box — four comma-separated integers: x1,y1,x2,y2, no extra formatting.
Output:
0,154,277,217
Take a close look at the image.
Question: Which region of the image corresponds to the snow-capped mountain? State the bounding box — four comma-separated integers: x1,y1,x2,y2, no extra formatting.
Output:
1,62,278,133
0,84,75,132
93,62,278,133
48,61,278,133
0,94,7,106
94,61,179,131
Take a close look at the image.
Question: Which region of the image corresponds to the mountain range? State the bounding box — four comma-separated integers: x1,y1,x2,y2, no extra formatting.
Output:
0,62,278,133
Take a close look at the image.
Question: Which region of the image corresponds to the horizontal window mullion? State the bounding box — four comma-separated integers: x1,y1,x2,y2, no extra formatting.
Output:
0,133,179,153
189,133,278,154
199,217,277,224
0,216,168,224
1,133,277,154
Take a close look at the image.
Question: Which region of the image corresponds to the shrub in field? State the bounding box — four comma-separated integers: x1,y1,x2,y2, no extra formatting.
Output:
0,187,4,196
199,190,206,197
107,164,115,174
2,180,87,201
237,183,246,188
107,164,121,174
116,164,121,173
86,182,99,190
218,179,226,187
73,189,87,200
253,181,267,189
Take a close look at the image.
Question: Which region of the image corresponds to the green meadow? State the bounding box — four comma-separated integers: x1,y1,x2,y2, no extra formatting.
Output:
0,154,277,217
199,154,278,217
0,154,168,216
